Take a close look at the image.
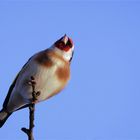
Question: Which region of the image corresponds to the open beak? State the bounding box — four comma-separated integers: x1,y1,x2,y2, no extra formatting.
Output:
61,34,73,47
62,34,69,45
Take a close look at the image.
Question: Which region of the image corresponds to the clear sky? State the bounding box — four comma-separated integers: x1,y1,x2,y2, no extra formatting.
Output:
0,0,140,140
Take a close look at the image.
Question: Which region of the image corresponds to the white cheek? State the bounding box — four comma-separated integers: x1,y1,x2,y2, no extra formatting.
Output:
64,53,71,61
63,49,73,61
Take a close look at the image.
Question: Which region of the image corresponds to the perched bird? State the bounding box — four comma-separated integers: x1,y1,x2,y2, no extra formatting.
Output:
0,35,74,127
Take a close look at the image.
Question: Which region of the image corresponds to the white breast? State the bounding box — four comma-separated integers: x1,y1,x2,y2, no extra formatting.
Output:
15,59,64,103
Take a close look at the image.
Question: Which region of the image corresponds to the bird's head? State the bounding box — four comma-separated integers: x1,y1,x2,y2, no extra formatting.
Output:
53,35,74,62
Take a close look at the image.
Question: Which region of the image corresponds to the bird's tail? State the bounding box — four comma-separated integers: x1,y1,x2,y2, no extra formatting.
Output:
0,109,11,128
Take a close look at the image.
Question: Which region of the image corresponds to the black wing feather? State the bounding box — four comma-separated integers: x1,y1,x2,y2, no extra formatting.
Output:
3,74,19,108
2,57,33,109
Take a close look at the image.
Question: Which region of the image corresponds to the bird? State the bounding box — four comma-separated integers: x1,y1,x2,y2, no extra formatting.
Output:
0,34,74,127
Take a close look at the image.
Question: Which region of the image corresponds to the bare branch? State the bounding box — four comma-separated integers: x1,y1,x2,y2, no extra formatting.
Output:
21,76,40,140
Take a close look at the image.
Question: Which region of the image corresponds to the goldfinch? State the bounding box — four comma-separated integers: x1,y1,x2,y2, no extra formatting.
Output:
0,35,74,127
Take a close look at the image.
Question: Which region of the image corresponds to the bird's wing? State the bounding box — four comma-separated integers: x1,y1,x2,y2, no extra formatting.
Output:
3,57,32,109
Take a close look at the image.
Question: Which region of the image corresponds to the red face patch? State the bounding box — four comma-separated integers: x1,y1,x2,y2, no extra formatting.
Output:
55,37,73,52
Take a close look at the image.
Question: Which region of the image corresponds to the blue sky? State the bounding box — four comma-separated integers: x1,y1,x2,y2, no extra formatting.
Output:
0,0,140,140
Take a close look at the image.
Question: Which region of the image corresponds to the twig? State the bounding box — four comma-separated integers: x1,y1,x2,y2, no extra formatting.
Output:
21,76,41,140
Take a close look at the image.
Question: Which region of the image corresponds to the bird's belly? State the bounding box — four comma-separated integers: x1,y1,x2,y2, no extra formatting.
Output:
36,72,63,102
16,64,65,103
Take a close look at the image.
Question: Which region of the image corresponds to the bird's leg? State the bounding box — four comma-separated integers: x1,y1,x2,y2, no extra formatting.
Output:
21,76,41,140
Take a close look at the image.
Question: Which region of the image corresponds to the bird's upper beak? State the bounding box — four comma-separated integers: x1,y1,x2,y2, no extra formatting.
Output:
62,34,69,45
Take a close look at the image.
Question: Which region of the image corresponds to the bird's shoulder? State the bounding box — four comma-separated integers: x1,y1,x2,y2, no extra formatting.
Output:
35,49,70,82
34,49,69,68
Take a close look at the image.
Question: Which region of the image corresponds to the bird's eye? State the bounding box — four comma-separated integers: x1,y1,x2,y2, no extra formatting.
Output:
58,41,65,47
59,42,63,46
67,39,72,48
